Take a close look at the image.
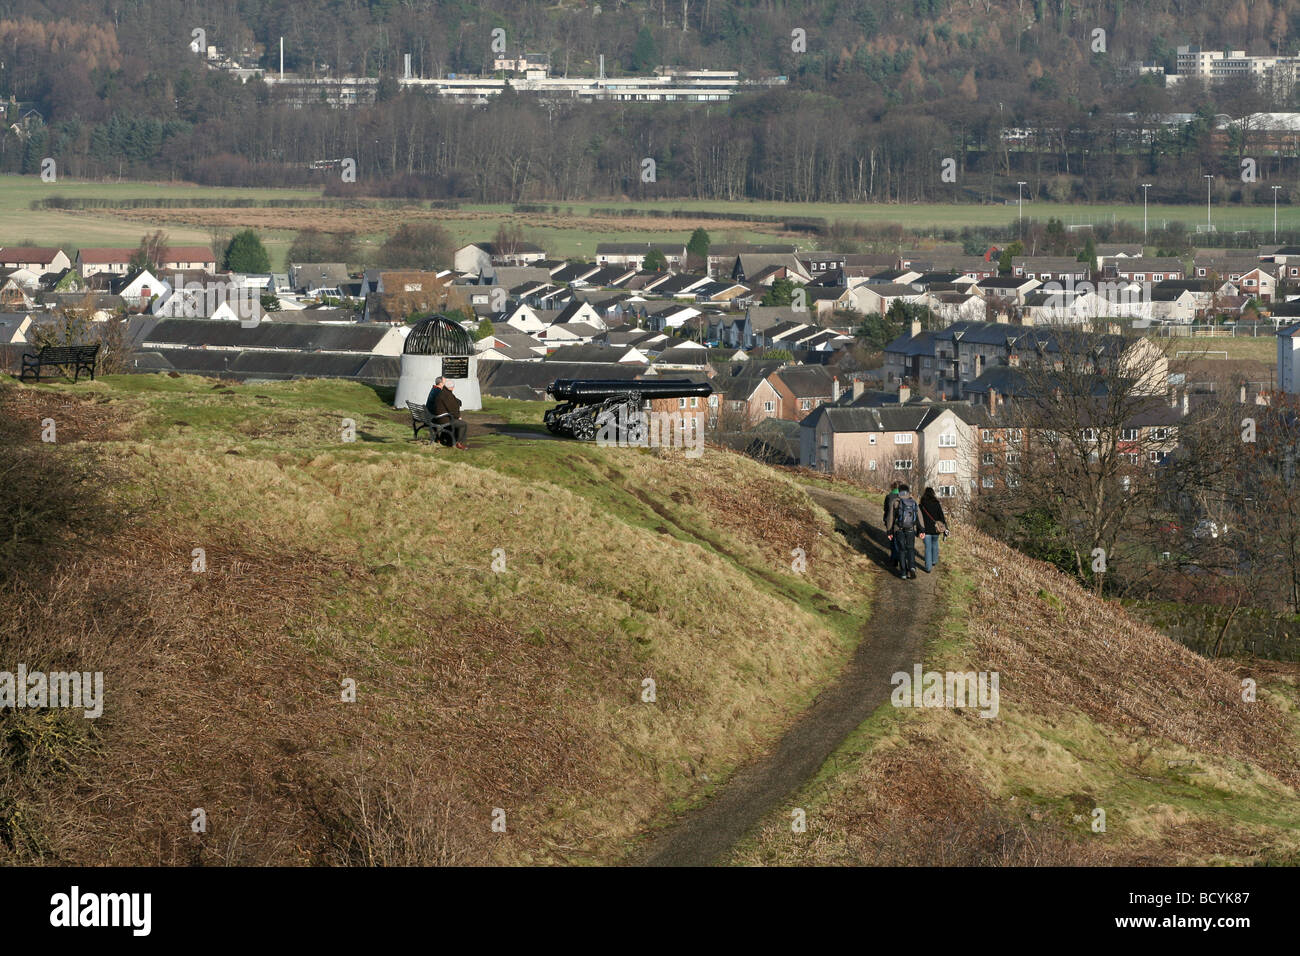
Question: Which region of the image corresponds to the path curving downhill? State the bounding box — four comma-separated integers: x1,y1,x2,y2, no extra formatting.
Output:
637,486,939,867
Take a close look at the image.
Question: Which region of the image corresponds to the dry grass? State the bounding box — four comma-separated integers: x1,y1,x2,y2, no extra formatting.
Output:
731,521,1300,866
0,376,874,865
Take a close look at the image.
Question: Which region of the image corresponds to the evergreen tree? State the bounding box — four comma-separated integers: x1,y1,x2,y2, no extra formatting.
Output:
687,227,711,260
224,229,271,273
631,27,658,72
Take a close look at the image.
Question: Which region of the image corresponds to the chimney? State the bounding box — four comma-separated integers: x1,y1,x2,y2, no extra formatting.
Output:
832,377,841,402
898,382,911,404
1169,387,1178,408
853,378,865,401
987,387,998,415
1240,383,1247,404
1182,389,1189,416
910,318,922,337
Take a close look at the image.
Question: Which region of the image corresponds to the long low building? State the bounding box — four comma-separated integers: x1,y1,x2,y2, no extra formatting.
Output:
138,317,407,355
130,349,400,385
126,316,406,384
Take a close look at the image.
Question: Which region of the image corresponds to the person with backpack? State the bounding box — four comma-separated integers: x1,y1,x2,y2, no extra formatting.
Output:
883,482,901,570
888,483,921,579
919,486,948,573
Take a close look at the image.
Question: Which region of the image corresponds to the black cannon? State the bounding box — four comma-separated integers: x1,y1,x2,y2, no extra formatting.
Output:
544,378,713,442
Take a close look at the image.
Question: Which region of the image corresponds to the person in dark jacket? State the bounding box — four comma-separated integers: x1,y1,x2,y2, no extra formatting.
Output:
919,486,948,573
431,376,469,449
888,483,921,579
883,482,901,570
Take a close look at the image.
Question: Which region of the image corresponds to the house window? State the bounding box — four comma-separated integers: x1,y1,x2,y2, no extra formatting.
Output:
982,452,995,466
1120,428,1140,441
1008,429,1022,443
709,395,718,407
1154,274,1163,281
800,399,811,410
1043,430,1057,443
1006,475,1020,488
690,397,699,408
894,459,913,470
1006,452,1020,464
1148,450,1162,462
938,485,957,497
869,435,877,445
1125,453,1142,465
1082,428,1099,442
923,358,932,369
981,429,994,442
764,401,774,412
1152,427,1169,440
869,460,878,471
895,433,913,444
982,475,995,488
939,433,957,447
939,460,956,474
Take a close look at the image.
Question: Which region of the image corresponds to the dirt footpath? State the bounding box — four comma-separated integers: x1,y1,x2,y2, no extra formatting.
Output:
637,486,939,866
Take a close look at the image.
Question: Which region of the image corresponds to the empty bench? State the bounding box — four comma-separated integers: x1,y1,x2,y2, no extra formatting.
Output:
405,401,456,447
20,344,101,383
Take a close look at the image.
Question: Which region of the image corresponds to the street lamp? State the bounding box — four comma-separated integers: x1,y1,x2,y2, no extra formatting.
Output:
1016,180,1027,237
1204,174,1214,232
1273,185,1282,242
1141,183,1152,241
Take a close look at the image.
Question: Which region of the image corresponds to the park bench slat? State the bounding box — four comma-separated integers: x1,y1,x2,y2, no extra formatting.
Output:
19,344,100,383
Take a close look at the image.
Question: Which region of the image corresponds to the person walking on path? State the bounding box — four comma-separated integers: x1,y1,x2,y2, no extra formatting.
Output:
883,482,901,570
919,487,948,573
888,484,921,579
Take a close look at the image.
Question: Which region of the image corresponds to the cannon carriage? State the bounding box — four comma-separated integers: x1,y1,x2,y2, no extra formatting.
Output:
544,378,714,442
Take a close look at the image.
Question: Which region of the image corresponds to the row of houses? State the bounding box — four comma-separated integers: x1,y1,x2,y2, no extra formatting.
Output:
0,245,218,277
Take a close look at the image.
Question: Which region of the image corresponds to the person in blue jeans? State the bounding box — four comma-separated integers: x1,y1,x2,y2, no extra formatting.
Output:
919,486,948,573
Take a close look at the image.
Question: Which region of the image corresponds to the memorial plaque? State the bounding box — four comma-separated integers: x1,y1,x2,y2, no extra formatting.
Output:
442,357,469,379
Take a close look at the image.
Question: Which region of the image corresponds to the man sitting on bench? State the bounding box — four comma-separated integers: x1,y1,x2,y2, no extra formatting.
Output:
431,375,469,450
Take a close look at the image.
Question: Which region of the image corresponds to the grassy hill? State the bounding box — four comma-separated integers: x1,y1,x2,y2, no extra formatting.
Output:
2,372,1296,865
0,374,874,864
730,529,1300,865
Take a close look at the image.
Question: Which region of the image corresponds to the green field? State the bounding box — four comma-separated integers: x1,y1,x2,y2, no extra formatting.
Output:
0,176,318,267
1,173,1297,270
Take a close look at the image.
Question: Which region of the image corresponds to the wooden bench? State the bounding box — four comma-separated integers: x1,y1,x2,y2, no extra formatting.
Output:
406,401,456,447
20,344,101,383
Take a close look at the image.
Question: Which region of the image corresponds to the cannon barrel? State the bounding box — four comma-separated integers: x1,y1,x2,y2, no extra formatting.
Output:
546,378,713,401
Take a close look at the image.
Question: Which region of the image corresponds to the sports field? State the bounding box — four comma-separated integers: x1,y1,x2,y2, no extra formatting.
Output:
1,175,1296,269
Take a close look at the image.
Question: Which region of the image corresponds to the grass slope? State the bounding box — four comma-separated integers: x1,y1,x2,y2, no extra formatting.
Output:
0,374,873,864
730,523,1300,865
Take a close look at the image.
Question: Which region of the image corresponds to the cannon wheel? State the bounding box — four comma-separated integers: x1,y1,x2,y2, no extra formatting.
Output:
572,416,596,441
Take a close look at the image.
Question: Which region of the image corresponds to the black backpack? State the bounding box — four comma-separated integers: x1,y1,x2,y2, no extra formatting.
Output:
895,495,918,532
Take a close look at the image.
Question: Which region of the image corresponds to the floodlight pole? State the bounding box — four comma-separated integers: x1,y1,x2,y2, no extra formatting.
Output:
1141,183,1152,240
